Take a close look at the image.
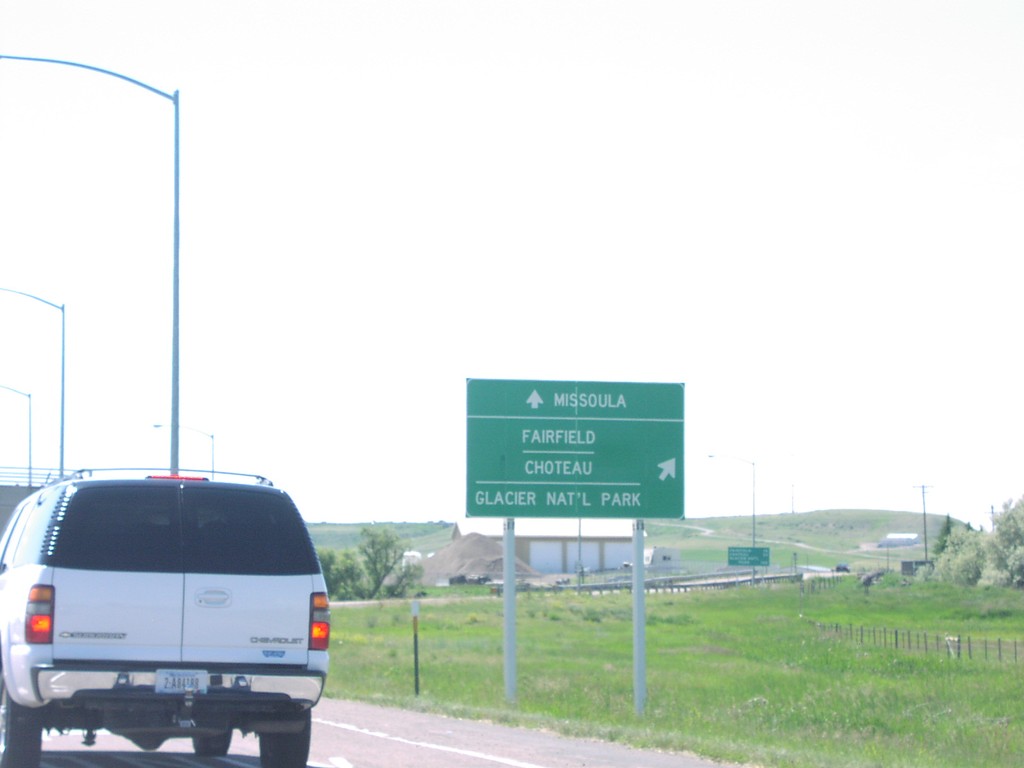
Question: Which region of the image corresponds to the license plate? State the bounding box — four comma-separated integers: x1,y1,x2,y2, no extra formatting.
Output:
155,669,208,694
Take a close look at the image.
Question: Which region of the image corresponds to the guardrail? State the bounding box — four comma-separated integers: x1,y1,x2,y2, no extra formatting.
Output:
491,570,802,596
0,467,61,486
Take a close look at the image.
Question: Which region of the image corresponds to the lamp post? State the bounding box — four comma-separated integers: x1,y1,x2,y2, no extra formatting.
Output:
0,288,64,477
709,454,757,581
0,385,32,484
154,424,213,478
0,53,181,473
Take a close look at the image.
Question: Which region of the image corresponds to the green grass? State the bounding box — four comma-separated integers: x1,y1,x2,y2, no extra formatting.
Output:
325,578,1024,768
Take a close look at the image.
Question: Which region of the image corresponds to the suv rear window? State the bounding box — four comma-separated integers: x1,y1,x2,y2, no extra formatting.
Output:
34,482,318,576
182,486,318,576
48,485,182,572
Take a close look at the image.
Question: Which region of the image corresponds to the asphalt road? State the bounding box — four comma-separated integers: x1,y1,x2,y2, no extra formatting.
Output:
40,697,749,768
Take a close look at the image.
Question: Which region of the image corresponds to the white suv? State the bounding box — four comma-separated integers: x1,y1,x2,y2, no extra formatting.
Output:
0,472,330,768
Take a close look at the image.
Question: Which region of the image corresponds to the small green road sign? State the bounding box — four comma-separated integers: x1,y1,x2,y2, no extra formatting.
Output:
728,546,770,567
466,379,684,519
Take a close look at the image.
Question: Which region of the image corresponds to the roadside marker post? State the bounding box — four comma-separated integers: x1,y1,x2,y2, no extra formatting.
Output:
412,601,421,696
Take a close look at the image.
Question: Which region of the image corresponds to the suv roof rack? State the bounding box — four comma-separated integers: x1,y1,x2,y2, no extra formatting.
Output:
61,469,275,487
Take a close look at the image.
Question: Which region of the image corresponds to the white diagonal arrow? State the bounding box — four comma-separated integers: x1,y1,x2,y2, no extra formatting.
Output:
526,390,544,409
658,458,676,481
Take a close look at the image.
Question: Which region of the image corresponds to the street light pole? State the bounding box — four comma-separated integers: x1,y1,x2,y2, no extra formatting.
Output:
0,288,64,477
751,461,756,548
0,385,32,484
914,484,932,562
154,424,213,478
0,53,181,473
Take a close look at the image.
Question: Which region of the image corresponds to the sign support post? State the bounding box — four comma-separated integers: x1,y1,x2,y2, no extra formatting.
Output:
632,519,646,715
503,517,516,703
411,601,421,696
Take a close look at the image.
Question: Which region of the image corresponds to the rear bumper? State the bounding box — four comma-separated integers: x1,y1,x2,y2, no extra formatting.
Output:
34,666,325,707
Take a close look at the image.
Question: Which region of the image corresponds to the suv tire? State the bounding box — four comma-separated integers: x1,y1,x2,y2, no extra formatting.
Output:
0,681,42,768
259,710,312,768
193,730,233,756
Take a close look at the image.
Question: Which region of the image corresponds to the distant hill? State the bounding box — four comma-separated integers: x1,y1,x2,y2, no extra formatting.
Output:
646,509,953,569
308,509,958,571
307,521,454,555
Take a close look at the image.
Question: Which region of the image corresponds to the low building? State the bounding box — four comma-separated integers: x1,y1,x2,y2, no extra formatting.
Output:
878,533,920,548
901,560,932,576
452,518,635,575
402,550,422,567
645,546,681,571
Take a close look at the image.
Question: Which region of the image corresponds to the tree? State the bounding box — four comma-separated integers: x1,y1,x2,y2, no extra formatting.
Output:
933,526,986,586
383,558,424,598
986,496,1024,588
317,527,423,601
933,514,954,557
318,548,366,600
358,526,425,599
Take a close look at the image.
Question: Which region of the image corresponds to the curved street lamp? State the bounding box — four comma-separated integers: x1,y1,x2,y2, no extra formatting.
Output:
0,288,63,476
0,53,181,473
0,385,32,484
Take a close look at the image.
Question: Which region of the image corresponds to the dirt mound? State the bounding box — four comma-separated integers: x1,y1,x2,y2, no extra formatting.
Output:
421,533,540,585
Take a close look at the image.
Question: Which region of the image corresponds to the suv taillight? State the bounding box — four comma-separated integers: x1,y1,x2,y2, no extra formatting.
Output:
310,592,330,651
26,585,55,644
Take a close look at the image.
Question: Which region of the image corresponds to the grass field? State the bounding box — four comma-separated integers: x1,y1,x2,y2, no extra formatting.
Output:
325,576,1024,768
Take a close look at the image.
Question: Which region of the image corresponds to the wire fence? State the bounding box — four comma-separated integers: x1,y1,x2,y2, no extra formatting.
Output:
815,621,1024,664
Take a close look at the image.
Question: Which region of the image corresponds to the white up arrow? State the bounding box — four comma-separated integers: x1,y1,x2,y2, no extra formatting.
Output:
526,390,544,409
658,458,677,481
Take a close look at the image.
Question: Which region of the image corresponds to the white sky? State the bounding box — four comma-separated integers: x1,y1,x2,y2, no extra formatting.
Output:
1,1,1021,531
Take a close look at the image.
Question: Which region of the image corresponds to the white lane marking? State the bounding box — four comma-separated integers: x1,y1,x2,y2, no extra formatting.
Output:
329,758,355,767
314,717,552,768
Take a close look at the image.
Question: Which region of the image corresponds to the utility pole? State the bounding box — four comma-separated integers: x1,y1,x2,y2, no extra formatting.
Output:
914,485,932,562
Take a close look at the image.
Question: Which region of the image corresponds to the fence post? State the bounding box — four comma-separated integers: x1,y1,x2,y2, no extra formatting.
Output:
813,624,1023,665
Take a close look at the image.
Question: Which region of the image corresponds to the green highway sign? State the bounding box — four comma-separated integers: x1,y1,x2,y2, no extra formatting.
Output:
728,546,770,567
466,379,684,519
